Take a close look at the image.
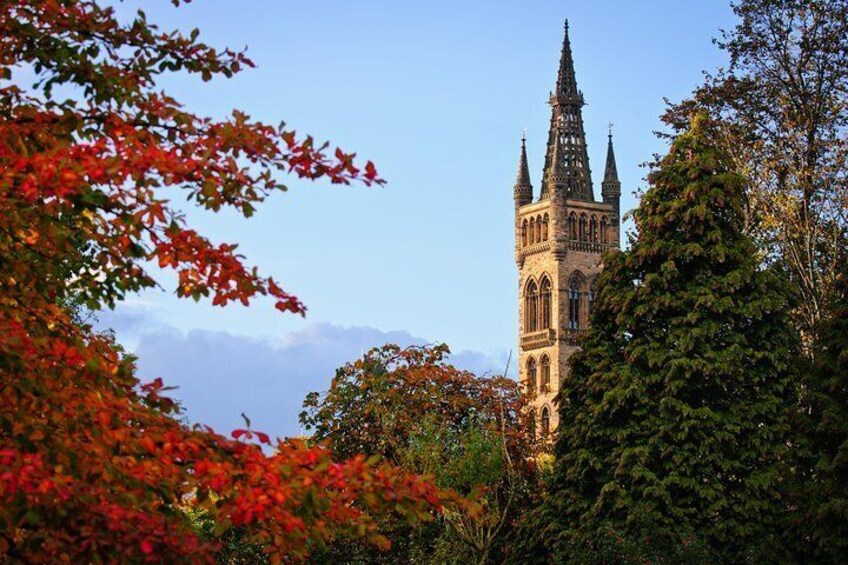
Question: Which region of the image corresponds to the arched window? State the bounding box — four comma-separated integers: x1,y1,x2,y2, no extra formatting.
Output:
527,357,537,393
600,216,609,244
529,412,536,440
540,276,552,329
588,278,597,319
525,280,538,332
590,215,598,242
568,212,577,240
568,273,583,330
579,213,588,242
529,217,536,245
521,219,528,247
542,214,549,241
535,215,542,242
541,407,550,436
540,355,551,391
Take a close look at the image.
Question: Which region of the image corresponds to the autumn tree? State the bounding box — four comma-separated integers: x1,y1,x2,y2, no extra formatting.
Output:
0,1,454,562
541,114,799,563
300,344,538,564
663,0,848,345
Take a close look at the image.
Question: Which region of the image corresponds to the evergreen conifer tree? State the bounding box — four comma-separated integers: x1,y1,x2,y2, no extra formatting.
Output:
545,113,798,563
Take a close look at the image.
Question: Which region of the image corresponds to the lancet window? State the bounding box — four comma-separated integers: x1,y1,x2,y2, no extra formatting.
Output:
540,355,551,391
525,279,539,333
568,273,584,330
568,212,577,240
539,276,552,330
527,357,537,394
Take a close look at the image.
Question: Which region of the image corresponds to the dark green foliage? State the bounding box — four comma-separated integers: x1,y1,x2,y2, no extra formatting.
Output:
543,113,799,563
790,262,848,562
308,518,444,565
555,525,713,565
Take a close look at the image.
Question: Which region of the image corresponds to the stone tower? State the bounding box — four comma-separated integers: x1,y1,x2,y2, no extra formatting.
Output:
514,21,620,440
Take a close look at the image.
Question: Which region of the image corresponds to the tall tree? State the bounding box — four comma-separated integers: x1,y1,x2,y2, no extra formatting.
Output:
0,1,453,562
544,113,798,563
664,0,848,345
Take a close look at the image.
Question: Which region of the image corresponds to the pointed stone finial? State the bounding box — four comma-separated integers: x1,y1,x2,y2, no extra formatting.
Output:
603,125,619,184
602,123,622,243
514,130,533,207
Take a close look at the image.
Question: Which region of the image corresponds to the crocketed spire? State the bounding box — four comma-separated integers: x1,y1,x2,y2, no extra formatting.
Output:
554,20,580,101
540,21,594,202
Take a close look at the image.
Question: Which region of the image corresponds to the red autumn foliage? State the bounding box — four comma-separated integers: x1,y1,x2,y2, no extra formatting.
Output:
0,1,454,562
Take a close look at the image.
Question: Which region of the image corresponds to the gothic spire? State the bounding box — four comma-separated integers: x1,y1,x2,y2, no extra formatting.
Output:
514,131,533,207
555,20,580,100
603,127,619,184
602,126,622,228
540,20,594,202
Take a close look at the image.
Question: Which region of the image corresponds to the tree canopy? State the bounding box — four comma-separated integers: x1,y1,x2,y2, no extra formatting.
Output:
301,344,538,564
542,113,799,563
664,0,848,344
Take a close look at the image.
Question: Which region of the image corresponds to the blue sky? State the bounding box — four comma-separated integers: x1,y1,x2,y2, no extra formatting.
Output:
100,1,736,437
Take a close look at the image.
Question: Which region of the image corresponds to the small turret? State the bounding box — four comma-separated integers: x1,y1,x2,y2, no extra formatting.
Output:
514,131,533,207
602,126,622,240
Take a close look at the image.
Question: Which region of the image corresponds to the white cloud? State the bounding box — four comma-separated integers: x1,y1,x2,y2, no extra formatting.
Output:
96,311,512,440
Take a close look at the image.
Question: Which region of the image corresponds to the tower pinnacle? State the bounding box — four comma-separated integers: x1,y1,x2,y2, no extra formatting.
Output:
602,128,620,191
544,116,567,195
514,131,533,207
602,127,622,226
